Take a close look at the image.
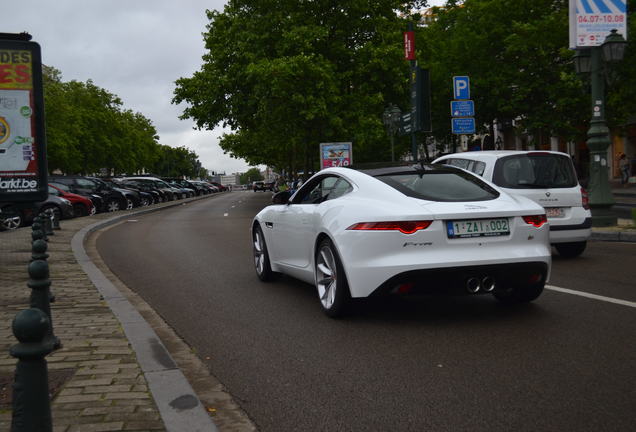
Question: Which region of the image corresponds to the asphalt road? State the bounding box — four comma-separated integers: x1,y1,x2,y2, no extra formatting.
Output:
96,192,636,432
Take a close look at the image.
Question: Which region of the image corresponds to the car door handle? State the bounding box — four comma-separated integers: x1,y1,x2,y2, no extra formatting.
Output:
265,222,274,228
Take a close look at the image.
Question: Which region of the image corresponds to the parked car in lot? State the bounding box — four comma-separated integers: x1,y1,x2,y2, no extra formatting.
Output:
49,181,104,213
49,175,127,212
252,164,551,317
49,184,96,216
119,177,178,201
1,194,74,230
208,181,227,192
115,178,163,204
433,150,591,257
164,178,201,196
91,177,141,210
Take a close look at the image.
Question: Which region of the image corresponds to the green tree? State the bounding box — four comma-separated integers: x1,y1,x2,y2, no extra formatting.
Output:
43,67,205,177
240,167,263,184
419,0,588,147
174,0,423,172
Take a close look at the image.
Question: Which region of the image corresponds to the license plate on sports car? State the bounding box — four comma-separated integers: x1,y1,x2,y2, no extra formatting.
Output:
446,218,510,239
545,207,564,218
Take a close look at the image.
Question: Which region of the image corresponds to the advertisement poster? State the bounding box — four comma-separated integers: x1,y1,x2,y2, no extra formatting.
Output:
320,142,353,170
0,37,47,202
569,0,627,48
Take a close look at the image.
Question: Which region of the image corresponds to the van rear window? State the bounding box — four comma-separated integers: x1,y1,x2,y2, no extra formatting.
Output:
493,154,577,189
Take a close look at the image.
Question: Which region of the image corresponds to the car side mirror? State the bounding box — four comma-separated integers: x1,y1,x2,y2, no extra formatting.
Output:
272,190,292,205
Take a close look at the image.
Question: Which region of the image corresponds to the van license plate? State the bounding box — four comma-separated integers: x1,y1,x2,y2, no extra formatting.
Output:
546,207,564,218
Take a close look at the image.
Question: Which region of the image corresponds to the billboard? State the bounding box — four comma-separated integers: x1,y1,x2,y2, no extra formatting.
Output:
569,0,627,48
0,35,48,202
320,142,352,170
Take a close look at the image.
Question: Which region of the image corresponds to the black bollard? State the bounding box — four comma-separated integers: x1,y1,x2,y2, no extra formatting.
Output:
30,239,55,303
43,213,54,236
31,215,47,243
27,260,60,350
30,238,49,262
10,308,53,432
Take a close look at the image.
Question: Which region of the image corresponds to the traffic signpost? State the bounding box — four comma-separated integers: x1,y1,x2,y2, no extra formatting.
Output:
451,75,475,135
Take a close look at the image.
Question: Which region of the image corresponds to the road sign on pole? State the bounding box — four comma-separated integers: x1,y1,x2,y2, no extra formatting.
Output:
452,76,470,100
451,118,476,134
450,100,474,117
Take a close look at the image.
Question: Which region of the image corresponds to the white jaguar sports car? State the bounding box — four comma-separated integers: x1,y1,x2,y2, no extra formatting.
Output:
252,164,551,317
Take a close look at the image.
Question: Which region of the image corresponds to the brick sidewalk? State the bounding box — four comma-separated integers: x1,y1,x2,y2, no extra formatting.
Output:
1,214,166,432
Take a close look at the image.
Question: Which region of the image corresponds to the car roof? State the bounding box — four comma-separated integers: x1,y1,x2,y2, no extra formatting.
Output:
435,150,572,161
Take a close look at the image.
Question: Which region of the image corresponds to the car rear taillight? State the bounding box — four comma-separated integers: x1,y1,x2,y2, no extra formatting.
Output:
347,220,433,234
581,187,590,210
522,215,548,228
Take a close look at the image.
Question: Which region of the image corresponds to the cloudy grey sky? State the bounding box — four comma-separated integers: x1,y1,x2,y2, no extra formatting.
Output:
2,1,446,175
0,1,248,174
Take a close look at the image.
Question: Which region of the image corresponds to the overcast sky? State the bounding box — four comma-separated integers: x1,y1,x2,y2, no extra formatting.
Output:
2,1,445,175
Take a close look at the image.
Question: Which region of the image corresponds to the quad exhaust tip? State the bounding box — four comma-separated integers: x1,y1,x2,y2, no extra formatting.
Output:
465,276,496,293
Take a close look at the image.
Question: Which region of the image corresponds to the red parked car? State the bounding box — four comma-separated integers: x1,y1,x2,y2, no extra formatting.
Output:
48,184,96,217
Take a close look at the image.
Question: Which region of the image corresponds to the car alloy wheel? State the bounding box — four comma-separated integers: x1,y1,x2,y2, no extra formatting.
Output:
141,197,150,207
253,225,275,281
89,205,97,216
1,213,22,230
125,198,134,210
107,199,120,212
315,239,350,317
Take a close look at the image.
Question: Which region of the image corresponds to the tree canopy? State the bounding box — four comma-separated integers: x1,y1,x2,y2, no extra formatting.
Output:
175,0,634,168
43,66,206,177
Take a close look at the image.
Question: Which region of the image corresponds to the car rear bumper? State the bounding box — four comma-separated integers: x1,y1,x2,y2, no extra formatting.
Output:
370,261,549,297
549,217,592,243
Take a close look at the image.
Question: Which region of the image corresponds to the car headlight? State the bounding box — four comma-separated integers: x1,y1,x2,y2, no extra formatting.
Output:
60,198,71,205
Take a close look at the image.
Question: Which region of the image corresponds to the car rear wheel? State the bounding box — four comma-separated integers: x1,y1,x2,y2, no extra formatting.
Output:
125,198,134,210
554,241,586,258
253,225,275,281
315,238,351,317
493,281,544,304
140,197,150,207
106,199,120,212
1,207,23,230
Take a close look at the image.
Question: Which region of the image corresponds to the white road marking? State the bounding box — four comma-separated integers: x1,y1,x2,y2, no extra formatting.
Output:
546,285,636,309
224,213,229,217
126,220,138,223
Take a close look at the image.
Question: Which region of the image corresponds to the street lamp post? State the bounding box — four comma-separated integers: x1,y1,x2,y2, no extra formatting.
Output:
383,104,402,162
573,29,627,227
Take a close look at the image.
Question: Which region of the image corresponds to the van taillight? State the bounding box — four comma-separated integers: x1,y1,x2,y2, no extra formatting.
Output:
581,187,590,210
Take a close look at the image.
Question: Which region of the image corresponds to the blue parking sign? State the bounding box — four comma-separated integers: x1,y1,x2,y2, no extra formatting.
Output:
453,76,470,100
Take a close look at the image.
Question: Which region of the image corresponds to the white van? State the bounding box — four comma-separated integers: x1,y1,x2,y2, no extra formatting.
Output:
433,150,591,257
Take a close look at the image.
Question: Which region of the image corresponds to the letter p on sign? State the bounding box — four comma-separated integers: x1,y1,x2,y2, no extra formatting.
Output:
453,76,470,100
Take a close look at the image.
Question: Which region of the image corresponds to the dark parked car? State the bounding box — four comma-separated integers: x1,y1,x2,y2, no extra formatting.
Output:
49,175,127,212
116,179,163,204
120,177,176,201
1,194,74,230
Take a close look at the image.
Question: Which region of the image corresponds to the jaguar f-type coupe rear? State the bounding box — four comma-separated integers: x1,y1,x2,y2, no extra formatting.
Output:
252,164,551,317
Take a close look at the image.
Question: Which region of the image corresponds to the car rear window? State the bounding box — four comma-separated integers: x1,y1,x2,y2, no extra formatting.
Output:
493,153,577,189
375,169,499,202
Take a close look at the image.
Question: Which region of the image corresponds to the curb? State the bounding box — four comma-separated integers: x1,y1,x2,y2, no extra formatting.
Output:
71,196,219,432
591,230,636,242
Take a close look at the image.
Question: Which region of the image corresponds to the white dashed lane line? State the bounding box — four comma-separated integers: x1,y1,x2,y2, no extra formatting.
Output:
224,213,229,217
546,285,636,309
